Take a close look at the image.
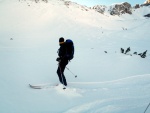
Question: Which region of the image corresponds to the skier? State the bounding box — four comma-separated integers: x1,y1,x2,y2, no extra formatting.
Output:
56,37,68,86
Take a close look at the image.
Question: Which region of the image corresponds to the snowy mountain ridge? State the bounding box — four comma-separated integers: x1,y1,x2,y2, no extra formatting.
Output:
18,0,150,17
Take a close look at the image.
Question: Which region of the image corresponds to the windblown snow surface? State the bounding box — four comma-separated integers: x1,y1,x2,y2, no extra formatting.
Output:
0,0,150,113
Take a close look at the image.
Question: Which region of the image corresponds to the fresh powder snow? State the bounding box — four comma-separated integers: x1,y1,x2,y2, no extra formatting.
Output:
0,0,150,113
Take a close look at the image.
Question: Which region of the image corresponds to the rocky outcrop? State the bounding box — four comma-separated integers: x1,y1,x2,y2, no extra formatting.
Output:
92,2,132,16
144,13,150,17
92,5,106,14
141,3,150,6
142,0,150,6
144,0,150,4
134,4,140,9
109,2,132,15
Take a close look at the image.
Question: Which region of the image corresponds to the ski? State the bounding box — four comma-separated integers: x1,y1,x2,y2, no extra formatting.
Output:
29,84,55,89
29,84,66,90
29,84,45,89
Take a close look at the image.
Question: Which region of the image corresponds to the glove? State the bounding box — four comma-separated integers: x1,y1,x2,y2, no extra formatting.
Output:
56,57,61,62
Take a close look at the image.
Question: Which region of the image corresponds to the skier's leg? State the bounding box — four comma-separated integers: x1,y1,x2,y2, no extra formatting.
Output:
59,64,67,86
57,66,63,84
59,60,68,86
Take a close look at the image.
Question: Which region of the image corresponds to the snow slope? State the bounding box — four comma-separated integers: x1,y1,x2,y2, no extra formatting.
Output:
0,0,150,113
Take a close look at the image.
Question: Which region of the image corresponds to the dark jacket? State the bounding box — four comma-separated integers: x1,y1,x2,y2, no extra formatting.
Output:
58,43,67,59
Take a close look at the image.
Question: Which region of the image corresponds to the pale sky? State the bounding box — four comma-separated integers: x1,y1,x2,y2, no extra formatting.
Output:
70,0,145,6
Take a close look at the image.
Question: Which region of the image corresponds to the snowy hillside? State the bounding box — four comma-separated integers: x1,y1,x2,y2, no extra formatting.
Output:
0,0,150,113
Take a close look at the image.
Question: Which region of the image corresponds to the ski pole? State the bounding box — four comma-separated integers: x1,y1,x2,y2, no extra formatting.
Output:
66,67,77,78
144,102,150,113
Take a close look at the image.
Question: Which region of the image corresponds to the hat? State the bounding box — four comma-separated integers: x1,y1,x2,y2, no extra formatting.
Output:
59,37,64,42
59,37,65,44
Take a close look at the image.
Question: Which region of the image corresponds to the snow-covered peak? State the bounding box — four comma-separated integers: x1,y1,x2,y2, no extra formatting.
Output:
18,0,90,10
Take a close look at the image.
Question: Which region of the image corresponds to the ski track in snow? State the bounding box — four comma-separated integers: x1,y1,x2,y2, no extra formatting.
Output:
33,74,150,100
32,74,150,90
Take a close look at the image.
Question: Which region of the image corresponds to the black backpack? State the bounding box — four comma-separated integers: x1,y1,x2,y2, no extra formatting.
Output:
65,39,74,60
